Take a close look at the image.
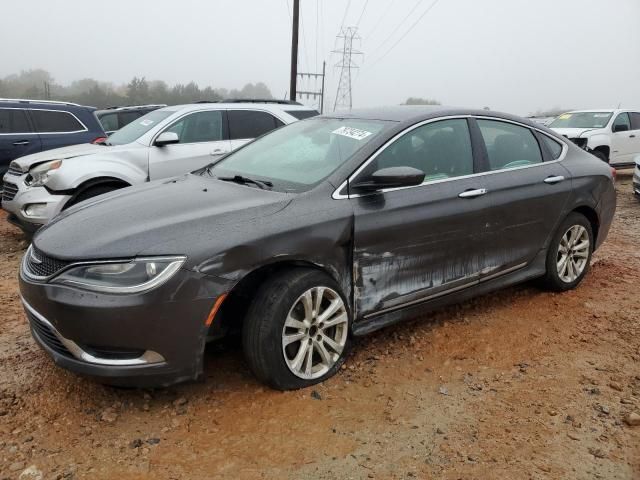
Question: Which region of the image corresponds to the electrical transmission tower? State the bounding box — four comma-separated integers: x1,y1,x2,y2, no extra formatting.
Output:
332,27,363,112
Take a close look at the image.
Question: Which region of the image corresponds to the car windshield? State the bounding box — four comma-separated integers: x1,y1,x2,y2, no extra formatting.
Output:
206,117,390,192
549,112,612,129
106,109,175,145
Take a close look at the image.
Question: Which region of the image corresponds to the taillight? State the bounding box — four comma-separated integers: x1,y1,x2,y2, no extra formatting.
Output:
91,136,107,144
611,167,617,182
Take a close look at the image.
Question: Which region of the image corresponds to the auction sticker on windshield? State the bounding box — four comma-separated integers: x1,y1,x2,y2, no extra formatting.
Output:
140,119,154,126
558,114,572,120
332,126,373,141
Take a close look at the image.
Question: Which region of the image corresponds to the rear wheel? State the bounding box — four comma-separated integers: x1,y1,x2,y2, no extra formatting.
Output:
242,269,351,390
540,213,593,291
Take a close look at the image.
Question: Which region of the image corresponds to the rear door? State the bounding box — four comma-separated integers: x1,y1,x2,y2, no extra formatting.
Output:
610,112,635,165
474,118,572,276
627,112,640,161
350,118,495,319
228,110,285,150
148,109,230,180
0,108,42,175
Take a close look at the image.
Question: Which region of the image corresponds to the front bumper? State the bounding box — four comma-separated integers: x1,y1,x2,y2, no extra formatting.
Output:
20,265,232,388
1,172,71,231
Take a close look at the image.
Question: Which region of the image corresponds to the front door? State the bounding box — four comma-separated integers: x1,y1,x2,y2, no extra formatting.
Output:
350,118,494,319
148,110,231,180
0,108,42,175
610,112,635,165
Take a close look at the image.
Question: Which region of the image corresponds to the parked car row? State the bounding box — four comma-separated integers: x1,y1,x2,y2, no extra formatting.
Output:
14,105,617,390
2,101,319,232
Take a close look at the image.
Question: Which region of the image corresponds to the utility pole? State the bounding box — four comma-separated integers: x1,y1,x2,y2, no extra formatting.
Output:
296,61,326,113
333,27,363,111
289,0,300,102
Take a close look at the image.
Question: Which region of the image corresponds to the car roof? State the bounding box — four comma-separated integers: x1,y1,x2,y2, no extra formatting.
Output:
95,104,166,113
0,98,95,110
319,105,544,128
158,102,318,114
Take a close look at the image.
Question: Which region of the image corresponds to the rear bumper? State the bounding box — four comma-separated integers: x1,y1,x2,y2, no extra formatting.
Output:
20,265,232,388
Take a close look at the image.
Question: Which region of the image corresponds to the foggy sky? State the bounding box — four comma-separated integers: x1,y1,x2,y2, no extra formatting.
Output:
2,0,639,115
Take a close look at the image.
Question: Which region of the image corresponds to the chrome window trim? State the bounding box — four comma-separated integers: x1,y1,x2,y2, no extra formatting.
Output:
331,115,568,200
22,297,165,366
0,107,90,135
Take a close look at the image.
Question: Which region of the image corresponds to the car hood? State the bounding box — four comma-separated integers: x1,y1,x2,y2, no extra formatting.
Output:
550,127,600,138
12,142,144,171
33,174,293,264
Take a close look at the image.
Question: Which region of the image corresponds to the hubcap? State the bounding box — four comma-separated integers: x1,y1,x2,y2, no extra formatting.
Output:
556,225,590,283
282,286,348,380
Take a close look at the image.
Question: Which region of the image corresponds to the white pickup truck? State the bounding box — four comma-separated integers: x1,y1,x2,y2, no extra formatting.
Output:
549,109,640,168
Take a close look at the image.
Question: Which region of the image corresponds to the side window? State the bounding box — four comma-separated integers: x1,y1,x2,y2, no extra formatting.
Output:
477,120,542,171
628,112,640,131
163,110,224,144
540,135,563,160
373,119,474,181
0,109,31,133
228,110,280,140
98,112,119,132
31,110,85,133
612,113,631,132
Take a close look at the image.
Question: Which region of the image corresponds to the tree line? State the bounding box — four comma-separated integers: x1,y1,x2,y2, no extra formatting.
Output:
0,69,274,108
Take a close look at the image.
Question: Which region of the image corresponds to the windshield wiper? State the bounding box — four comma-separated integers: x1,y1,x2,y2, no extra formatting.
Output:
217,175,273,190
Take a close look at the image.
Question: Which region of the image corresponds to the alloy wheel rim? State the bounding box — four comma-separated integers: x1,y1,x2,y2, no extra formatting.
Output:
556,225,590,283
282,286,348,380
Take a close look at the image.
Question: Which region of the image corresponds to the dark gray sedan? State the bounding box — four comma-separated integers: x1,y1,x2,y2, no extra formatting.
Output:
19,107,616,390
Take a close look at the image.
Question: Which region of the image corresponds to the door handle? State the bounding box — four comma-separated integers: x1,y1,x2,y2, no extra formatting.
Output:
630,134,636,138
544,175,565,185
458,188,487,198
12,141,29,146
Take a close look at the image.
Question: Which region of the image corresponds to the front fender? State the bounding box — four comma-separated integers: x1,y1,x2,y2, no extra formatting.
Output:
45,156,148,191
585,133,611,151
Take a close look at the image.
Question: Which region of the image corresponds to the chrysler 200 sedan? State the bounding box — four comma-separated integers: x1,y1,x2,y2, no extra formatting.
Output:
19,107,616,390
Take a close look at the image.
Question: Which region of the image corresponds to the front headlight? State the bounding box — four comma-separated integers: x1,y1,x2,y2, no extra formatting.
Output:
51,256,186,294
26,160,63,187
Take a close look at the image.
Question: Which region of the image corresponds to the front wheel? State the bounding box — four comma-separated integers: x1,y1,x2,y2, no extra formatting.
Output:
242,269,351,390
540,213,593,291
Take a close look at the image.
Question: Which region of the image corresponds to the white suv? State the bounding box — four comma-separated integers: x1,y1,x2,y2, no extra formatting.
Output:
2,101,318,233
549,109,640,167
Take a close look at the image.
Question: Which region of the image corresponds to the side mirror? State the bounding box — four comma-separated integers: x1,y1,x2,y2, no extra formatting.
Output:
351,166,425,192
154,131,180,146
613,123,629,133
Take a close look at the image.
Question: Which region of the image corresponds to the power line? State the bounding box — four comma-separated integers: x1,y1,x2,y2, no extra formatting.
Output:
339,0,352,32
355,0,370,28
369,0,422,53
368,0,440,69
364,0,398,40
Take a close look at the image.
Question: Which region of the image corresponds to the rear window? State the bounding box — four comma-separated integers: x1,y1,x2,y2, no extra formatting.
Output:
629,112,640,131
478,120,543,171
285,109,320,120
98,112,119,132
31,110,85,133
228,110,282,140
0,108,31,133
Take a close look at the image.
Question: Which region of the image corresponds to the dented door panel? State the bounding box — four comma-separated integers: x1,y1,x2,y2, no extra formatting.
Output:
351,178,493,319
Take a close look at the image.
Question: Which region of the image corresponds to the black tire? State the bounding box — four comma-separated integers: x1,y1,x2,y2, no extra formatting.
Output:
64,184,123,210
540,212,593,292
242,268,352,390
592,149,609,164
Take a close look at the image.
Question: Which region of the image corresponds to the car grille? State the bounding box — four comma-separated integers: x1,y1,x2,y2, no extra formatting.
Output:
2,181,18,202
27,310,73,358
24,246,72,279
7,164,23,176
